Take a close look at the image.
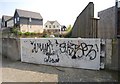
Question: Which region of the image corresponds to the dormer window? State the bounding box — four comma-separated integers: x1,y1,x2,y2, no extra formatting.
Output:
29,18,31,22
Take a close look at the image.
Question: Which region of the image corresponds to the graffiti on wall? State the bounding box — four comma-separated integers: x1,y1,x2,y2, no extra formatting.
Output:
21,38,101,70
29,39,99,63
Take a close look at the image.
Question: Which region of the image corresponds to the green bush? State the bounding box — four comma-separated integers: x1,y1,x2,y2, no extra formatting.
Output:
24,32,31,36
11,28,18,34
18,32,23,36
30,32,36,35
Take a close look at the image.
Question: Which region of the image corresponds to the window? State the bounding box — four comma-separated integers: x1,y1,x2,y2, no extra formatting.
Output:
49,25,51,28
29,18,31,22
15,18,16,24
17,17,19,21
57,25,59,28
46,25,47,28
55,30,57,32
40,19,43,21
53,25,55,28
118,1,120,8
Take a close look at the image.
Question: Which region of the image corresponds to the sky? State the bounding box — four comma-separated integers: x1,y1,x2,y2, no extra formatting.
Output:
0,0,119,26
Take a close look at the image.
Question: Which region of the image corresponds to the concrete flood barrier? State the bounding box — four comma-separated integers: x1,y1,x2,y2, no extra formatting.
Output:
2,38,21,60
21,38,103,70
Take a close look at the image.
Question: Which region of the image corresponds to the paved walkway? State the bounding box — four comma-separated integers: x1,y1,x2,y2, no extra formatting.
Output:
2,57,118,82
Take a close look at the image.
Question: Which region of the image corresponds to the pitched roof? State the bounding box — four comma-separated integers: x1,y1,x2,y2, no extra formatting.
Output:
47,21,60,25
2,15,12,21
16,9,43,19
49,21,55,24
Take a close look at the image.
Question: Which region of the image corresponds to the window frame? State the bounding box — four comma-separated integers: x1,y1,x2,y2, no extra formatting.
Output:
17,17,19,21
46,25,47,28
57,25,59,28
49,25,51,28
53,25,55,28
29,18,32,22
15,18,17,24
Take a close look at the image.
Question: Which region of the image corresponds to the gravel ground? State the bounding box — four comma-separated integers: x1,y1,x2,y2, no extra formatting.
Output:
2,57,118,82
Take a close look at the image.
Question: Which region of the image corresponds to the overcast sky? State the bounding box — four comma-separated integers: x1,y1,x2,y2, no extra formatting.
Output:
0,0,118,26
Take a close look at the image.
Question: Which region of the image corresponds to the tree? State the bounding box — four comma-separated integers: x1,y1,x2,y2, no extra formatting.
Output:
64,24,73,38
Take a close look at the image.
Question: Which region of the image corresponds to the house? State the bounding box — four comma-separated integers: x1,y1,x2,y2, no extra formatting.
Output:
44,21,61,34
7,17,14,28
14,9,43,33
1,15,13,28
61,25,67,31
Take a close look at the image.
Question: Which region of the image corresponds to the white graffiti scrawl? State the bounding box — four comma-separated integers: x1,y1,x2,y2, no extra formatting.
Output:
21,38,101,70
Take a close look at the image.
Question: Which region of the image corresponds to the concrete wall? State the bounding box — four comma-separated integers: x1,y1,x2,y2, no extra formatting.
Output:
105,39,118,70
105,39,112,69
1,28,21,61
0,30,2,55
118,39,120,71
72,2,95,38
98,6,115,39
2,38,21,61
111,39,118,70
1,27,118,70
98,6,119,71
1,33,117,70
21,38,101,70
